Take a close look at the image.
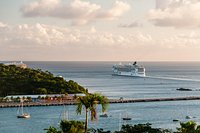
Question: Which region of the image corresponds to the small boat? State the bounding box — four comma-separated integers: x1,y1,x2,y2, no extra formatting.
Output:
122,117,132,120
173,119,179,122
100,113,108,118
176,88,192,91
60,105,68,120
122,112,132,120
17,100,30,119
185,116,192,119
17,113,31,118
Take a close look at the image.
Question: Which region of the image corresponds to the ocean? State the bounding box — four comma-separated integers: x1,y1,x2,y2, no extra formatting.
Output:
1,61,200,132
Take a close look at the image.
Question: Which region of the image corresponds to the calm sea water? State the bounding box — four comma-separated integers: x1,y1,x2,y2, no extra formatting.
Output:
1,61,200,132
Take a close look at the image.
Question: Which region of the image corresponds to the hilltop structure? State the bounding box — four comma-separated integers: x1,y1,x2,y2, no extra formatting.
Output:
4,61,27,68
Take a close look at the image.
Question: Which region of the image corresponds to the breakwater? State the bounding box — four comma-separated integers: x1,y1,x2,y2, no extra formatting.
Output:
1,96,200,108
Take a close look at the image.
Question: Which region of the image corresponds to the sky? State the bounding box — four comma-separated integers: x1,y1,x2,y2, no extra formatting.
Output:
1,0,200,61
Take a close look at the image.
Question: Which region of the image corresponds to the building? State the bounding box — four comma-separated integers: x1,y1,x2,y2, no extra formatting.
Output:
4,61,28,68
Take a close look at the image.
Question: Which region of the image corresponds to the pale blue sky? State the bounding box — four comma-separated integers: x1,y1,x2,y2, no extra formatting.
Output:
0,0,200,61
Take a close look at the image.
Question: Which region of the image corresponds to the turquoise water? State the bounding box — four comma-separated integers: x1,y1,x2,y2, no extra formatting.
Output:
1,101,200,132
1,61,200,132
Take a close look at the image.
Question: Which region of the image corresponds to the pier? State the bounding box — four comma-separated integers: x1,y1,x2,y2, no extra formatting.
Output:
1,96,200,108
109,96,200,103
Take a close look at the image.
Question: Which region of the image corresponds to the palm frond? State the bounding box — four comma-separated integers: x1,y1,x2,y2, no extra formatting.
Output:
76,92,109,122
76,98,83,115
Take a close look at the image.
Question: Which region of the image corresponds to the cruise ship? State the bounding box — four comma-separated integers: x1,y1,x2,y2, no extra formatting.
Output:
112,62,145,77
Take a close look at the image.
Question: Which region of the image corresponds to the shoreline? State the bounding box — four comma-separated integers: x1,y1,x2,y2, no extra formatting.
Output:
1,96,200,108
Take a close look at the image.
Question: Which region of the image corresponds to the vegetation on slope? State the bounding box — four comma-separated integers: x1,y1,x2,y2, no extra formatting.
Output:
46,120,200,133
0,64,86,96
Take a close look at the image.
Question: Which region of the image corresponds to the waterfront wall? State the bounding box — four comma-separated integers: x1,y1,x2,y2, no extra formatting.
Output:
1,96,200,108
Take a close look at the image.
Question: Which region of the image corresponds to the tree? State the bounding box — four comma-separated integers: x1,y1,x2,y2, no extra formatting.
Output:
46,126,59,133
60,120,84,133
76,93,108,133
37,88,47,94
0,64,86,96
45,120,84,133
114,123,171,133
90,128,111,133
27,96,32,102
176,121,200,133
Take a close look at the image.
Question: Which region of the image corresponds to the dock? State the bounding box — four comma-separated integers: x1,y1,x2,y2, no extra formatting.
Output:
109,96,200,103
1,96,200,108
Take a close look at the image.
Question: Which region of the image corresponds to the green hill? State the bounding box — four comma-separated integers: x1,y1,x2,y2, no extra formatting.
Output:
0,64,86,97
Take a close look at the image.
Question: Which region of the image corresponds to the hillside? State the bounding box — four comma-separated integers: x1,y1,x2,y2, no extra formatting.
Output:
0,64,86,97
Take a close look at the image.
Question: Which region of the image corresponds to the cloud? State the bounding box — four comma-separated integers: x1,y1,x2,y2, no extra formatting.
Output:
0,22,154,60
0,22,150,48
0,23,67,48
1,22,200,61
105,1,131,18
1,22,200,49
155,0,172,9
148,0,200,28
161,32,200,48
0,22,8,28
21,0,130,25
118,21,143,28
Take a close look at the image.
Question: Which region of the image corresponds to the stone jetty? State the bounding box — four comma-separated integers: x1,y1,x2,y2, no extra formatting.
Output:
1,96,200,108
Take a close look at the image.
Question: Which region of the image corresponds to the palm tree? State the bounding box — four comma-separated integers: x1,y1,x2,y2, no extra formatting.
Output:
76,93,108,133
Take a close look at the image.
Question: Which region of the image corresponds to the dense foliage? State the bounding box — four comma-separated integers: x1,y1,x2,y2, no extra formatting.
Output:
47,121,200,133
175,121,200,133
60,120,84,133
0,64,86,96
45,120,84,133
114,123,171,133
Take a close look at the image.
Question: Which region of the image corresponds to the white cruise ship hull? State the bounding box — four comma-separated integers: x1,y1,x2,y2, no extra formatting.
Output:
113,71,145,77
